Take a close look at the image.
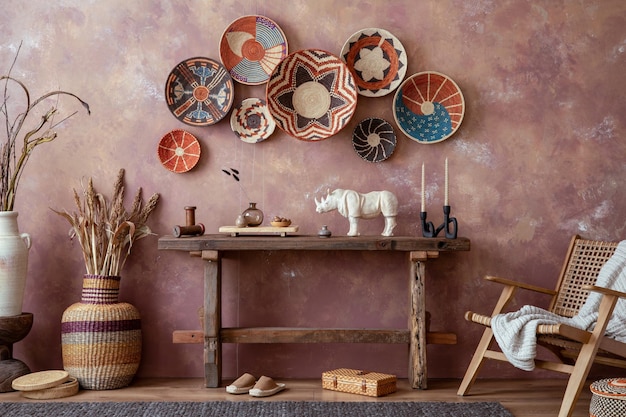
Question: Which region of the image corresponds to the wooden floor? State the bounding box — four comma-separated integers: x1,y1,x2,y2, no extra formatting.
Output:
0,378,594,416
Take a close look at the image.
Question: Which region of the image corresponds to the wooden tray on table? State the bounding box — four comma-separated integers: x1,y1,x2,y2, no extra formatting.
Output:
218,225,299,237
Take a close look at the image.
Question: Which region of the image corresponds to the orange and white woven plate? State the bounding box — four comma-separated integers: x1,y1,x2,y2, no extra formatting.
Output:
157,129,201,173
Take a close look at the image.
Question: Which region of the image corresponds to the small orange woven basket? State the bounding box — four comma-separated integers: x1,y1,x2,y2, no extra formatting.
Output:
157,129,201,173
322,368,397,397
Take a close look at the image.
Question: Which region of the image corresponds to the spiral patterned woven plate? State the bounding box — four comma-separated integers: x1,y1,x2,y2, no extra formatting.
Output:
352,118,396,162
393,71,465,144
157,130,201,173
165,57,234,126
341,28,407,97
266,49,358,141
220,15,288,85
230,98,276,143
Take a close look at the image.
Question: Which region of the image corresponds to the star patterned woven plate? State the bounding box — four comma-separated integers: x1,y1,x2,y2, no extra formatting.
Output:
219,15,288,85
266,49,358,141
340,28,407,97
165,57,234,126
393,71,465,143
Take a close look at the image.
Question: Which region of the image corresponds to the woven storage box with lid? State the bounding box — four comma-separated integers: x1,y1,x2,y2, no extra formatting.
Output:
11,370,79,399
590,378,626,417
322,368,396,397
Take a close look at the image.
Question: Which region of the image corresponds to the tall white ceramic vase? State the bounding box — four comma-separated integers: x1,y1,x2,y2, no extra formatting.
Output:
0,212,32,317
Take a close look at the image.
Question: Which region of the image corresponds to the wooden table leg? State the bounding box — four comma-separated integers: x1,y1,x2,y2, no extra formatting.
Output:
202,250,220,388
409,251,428,389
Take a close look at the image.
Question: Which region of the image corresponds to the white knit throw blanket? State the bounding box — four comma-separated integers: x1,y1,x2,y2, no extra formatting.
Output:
491,240,626,371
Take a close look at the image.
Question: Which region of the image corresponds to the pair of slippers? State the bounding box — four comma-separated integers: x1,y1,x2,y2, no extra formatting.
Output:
226,373,286,397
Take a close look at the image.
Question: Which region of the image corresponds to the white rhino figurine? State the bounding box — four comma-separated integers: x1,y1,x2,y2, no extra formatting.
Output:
315,189,398,237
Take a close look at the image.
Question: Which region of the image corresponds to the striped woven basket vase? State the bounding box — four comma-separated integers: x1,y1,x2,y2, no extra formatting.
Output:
61,275,142,390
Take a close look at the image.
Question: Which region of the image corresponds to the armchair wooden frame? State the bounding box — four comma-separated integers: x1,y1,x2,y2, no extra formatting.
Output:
458,235,626,417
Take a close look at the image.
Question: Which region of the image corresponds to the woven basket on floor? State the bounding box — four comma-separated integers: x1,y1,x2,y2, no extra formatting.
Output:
322,368,397,397
590,378,626,417
61,275,141,390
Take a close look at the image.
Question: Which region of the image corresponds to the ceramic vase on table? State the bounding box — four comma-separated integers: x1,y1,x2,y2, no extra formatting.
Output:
0,212,32,317
61,275,141,390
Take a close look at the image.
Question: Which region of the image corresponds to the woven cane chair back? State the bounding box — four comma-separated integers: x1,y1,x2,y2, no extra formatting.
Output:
550,238,618,318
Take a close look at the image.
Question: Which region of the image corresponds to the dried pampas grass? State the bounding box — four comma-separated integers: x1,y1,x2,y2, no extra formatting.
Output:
53,168,159,276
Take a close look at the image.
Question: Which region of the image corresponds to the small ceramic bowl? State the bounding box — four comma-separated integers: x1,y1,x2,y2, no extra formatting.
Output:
271,220,292,227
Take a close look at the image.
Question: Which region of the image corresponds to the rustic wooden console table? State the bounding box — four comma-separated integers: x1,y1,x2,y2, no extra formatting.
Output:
158,234,470,389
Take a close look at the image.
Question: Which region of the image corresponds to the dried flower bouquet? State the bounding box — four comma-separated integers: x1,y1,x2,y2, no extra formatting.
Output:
53,168,159,276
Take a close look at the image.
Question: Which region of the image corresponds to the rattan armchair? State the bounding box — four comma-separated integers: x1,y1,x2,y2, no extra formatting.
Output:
458,235,626,417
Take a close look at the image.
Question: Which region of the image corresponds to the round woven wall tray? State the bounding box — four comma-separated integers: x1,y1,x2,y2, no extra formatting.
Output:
341,28,407,97
393,71,465,144
220,15,288,85
230,98,276,143
157,129,201,173
165,57,234,126
266,49,358,141
352,117,396,162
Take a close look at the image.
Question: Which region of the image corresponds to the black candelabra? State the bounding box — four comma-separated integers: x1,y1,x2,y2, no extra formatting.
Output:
421,205,458,239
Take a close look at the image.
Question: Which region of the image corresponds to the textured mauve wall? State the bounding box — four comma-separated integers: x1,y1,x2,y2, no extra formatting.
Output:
3,0,625,381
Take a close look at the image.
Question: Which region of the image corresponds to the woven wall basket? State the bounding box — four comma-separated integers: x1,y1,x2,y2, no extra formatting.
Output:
61,275,141,390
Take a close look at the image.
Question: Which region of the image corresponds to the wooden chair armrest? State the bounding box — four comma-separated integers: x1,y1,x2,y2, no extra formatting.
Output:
485,275,557,296
583,285,626,300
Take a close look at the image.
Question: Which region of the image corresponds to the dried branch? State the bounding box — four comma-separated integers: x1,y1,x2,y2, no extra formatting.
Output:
1,43,90,211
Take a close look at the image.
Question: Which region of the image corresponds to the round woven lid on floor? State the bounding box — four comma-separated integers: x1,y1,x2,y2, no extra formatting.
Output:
11,370,70,392
21,377,79,400
590,378,626,399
